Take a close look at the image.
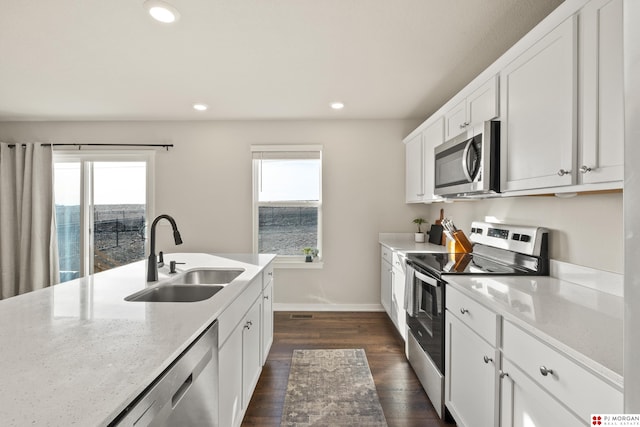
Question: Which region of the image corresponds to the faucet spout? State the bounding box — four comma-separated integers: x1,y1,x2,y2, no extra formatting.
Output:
147,214,183,282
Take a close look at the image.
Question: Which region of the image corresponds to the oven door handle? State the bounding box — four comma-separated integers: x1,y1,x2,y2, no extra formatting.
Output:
414,270,441,288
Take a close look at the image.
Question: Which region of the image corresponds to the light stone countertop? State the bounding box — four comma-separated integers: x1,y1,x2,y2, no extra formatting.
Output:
379,233,449,254
446,274,623,388
379,233,623,388
0,252,275,427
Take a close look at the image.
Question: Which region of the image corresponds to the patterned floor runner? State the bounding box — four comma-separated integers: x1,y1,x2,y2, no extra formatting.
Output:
280,348,388,427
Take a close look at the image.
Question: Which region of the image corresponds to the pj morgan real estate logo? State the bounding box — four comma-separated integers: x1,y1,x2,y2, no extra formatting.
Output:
592,414,640,426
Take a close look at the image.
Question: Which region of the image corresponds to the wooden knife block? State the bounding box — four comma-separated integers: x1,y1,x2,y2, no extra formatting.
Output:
447,230,473,253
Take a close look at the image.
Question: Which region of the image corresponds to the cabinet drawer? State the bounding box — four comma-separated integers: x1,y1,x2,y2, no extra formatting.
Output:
381,245,393,264
262,264,274,289
502,320,622,419
446,286,498,346
218,278,262,347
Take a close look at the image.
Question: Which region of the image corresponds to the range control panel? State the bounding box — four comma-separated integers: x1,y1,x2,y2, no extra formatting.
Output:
469,221,548,256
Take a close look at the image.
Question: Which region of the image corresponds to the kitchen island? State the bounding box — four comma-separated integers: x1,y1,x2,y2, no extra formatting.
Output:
0,252,275,427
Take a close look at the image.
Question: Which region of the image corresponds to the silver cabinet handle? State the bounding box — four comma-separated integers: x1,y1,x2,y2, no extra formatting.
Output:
499,370,510,379
416,193,425,197
268,271,273,276
460,308,469,315
557,169,571,176
264,295,269,300
483,355,493,364
579,165,592,174
539,366,554,376
459,124,465,129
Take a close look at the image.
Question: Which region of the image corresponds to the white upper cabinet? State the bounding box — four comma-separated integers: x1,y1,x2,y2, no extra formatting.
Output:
445,76,499,140
405,118,444,204
501,16,578,192
422,118,444,203
579,0,624,184
405,132,424,203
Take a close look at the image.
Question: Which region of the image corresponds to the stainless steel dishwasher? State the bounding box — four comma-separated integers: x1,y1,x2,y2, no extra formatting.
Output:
112,321,218,427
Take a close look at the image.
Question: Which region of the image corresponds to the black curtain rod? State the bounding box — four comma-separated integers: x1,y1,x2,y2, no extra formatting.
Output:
6,143,174,151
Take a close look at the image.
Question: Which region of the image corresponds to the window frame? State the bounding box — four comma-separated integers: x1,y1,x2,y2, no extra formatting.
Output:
52,150,155,278
251,145,323,265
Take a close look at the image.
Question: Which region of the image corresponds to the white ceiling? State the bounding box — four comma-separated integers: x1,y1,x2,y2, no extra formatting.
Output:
0,0,564,121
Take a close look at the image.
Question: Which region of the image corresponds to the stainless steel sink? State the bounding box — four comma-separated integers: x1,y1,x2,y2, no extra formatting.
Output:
173,268,244,285
125,285,224,303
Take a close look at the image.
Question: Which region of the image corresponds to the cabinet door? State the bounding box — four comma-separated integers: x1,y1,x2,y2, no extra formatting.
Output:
242,297,263,407
219,327,243,427
500,359,583,427
422,118,444,203
261,280,273,365
444,99,467,140
501,16,577,191
405,133,424,203
445,313,496,427
580,0,624,184
391,258,406,340
466,75,499,128
380,257,392,315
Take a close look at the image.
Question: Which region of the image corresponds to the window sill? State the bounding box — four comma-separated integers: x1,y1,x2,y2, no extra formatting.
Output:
273,260,324,269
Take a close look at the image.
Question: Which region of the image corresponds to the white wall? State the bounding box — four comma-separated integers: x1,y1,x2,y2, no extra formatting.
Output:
423,193,623,274
0,119,429,308
0,119,623,308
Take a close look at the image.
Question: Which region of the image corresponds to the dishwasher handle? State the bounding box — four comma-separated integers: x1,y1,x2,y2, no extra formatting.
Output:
172,373,193,408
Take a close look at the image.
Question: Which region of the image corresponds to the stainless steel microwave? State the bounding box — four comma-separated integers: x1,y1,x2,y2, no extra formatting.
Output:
434,120,500,197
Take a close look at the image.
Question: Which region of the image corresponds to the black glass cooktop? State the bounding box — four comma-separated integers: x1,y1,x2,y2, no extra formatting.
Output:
407,252,533,276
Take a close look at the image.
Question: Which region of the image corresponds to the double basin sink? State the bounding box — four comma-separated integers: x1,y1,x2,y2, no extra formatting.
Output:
125,269,244,303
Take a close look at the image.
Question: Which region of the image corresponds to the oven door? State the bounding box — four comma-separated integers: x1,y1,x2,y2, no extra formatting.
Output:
406,268,445,373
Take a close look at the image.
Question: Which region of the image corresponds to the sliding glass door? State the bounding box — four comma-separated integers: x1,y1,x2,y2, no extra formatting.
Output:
53,153,154,282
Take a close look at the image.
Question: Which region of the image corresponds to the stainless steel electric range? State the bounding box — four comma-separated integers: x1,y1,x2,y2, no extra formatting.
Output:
404,221,549,419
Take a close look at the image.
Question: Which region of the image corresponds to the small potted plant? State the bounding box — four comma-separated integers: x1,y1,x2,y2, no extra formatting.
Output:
413,218,427,243
302,247,316,262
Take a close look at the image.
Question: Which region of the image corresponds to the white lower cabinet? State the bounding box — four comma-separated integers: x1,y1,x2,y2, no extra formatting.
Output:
380,246,392,315
380,245,406,340
445,286,623,427
501,320,623,423
500,358,583,427
391,252,407,340
445,287,498,427
218,263,274,427
261,278,274,365
219,322,243,427
242,297,263,406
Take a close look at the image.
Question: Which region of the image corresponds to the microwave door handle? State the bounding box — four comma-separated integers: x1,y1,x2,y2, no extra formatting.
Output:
461,138,474,182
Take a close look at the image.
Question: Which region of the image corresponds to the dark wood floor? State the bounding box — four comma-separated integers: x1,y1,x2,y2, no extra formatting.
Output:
241,311,455,427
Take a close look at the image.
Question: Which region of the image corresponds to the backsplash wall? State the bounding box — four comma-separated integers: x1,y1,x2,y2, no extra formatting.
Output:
425,192,623,273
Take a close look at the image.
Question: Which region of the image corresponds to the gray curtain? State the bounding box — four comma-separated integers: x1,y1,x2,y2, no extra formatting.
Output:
0,142,59,300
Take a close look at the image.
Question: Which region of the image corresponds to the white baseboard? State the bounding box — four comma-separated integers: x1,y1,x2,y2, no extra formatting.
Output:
273,303,385,312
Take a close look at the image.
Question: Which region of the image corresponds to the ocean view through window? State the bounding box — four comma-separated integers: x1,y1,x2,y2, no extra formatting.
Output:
252,146,322,260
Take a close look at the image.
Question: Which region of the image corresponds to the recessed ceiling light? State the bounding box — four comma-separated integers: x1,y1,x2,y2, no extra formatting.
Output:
193,103,209,111
330,102,345,110
144,0,180,23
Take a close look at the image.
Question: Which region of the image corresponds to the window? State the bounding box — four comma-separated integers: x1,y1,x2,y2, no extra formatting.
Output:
53,151,154,282
252,145,322,261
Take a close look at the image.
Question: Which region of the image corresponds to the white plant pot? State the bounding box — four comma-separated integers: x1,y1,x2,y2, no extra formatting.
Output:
414,232,425,243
